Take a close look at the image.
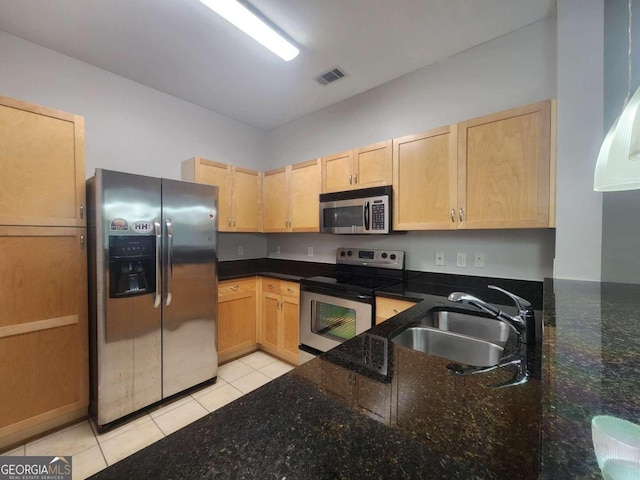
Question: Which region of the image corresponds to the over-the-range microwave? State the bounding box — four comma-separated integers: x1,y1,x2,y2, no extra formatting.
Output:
319,185,391,234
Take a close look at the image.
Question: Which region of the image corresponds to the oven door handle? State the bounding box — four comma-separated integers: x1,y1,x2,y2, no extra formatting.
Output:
363,201,370,231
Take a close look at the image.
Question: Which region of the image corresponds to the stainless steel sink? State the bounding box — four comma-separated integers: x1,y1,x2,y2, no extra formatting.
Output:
391,326,504,367
421,310,511,347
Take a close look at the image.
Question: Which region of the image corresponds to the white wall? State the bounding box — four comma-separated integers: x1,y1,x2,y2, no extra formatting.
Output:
0,31,266,178
554,0,604,280
267,230,555,281
601,0,640,284
265,17,558,281
0,31,268,260
266,17,557,169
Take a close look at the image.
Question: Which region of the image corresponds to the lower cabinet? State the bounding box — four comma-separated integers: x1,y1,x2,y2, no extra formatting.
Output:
217,278,258,364
0,227,88,450
259,279,300,365
375,297,417,325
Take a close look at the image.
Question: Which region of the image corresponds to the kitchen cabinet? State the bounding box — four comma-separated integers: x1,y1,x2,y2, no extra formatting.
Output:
0,95,87,451
375,297,417,325
263,159,321,232
217,278,258,364
393,126,458,230
457,100,553,229
181,157,262,232
259,279,300,365
0,96,86,228
393,100,554,231
321,141,392,193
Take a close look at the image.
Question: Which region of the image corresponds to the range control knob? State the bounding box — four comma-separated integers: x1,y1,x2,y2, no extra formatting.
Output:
340,251,346,257
390,254,397,260
381,252,388,259
347,250,353,256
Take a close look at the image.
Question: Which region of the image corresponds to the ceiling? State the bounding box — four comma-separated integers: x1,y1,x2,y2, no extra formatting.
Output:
0,0,555,131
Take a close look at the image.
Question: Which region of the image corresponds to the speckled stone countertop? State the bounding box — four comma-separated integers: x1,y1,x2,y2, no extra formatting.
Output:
89,276,639,479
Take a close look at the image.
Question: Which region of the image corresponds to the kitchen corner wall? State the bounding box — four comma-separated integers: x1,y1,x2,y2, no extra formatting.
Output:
265,16,558,282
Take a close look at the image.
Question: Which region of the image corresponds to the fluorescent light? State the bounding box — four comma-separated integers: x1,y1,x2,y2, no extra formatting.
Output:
199,0,299,61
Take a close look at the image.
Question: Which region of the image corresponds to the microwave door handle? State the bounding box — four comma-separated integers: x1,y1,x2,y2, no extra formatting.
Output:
364,201,370,231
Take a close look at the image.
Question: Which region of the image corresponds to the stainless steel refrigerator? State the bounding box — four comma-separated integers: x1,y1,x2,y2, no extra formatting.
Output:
87,169,218,429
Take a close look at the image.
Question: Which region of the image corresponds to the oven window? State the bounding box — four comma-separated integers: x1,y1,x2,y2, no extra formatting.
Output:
311,301,356,341
323,206,363,228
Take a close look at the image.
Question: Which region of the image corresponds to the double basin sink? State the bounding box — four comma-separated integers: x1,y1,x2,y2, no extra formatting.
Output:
391,309,511,367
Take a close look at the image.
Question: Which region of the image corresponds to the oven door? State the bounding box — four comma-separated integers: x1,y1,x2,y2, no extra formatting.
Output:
299,288,373,353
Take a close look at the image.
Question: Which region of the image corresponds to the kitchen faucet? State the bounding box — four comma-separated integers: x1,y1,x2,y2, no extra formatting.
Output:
447,285,536,345
446,285,536,387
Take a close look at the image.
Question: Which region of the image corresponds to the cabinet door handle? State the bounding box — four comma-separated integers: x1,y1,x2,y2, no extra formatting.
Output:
353,173,357,184
233,219,236,227
80,205,84,219
451,209,455,223
349,174,353,185
459,208,464,222
80,235,85,248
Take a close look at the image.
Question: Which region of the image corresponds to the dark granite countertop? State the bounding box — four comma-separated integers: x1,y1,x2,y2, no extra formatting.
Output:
90,276,640,479
218,258,335,282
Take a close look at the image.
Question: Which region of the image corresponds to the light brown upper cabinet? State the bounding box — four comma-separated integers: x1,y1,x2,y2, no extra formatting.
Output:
181,157,262,232
393,126,458,230
458,100,553,229
263,159,320,233
392,100,555,231
321,141,392,193
0,95,86,227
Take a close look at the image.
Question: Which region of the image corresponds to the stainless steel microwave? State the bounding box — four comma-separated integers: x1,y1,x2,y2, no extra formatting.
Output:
319,186,391,234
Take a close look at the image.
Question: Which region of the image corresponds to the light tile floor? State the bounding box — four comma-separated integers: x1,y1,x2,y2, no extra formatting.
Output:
0,351,314,479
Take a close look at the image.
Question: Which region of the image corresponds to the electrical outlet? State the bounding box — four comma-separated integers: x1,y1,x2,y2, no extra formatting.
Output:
456,252,466,267
237,245,243,256
473,252,485,268
308,247,313,257
276,245,281,255
435,251,445,266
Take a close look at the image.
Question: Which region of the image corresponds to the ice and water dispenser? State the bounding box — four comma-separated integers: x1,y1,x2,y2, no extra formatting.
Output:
108,235,156,298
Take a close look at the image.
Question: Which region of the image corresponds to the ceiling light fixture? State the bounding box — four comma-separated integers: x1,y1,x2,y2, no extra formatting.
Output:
594,0,640,191
198,0,299,61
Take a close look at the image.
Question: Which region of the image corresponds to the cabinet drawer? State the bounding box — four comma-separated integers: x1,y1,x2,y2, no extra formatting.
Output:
281,281,300,298
218,278,256,297
262,279,281,295
376,297,417,322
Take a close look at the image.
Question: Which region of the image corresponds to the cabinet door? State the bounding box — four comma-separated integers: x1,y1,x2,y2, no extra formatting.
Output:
0,227,88,444
0,96,85,228
280,281,300,365
458,100,552,229
393,126,458,230
322,150,353,193
375,297,417,325
263,168,290,232
232,167,262,232
184,158,232,232
218,279,257,364
354,140,392,189
261,292,280,352
290,159,321,232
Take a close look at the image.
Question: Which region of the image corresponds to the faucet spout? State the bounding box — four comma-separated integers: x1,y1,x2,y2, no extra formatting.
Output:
447,286,534,344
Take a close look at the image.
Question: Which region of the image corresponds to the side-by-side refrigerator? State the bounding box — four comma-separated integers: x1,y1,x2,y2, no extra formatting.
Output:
87,169,218,429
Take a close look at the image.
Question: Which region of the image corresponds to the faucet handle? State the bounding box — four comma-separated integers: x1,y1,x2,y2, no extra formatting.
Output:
487,285,532,312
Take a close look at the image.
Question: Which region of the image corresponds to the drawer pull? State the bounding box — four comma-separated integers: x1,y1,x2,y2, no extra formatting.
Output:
268,284,275,289
230,285,239,291
287,287,295,293
393,309,399,313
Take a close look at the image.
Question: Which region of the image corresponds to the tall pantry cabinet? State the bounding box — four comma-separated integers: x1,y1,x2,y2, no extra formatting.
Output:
0,95,88,450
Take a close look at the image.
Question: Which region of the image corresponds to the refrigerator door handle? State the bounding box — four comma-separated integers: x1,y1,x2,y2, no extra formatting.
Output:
153,221,162,308
165,219,174,306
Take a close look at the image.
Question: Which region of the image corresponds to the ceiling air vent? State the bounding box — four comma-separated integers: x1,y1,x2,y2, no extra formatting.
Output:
315,67,348,86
